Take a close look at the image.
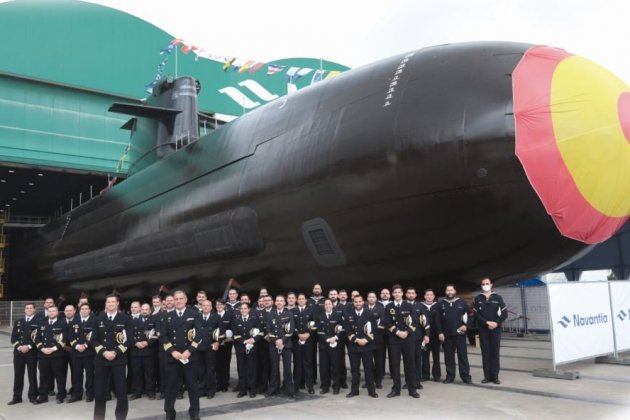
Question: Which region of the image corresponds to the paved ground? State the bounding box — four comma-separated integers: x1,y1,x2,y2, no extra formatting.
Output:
0,329,628,419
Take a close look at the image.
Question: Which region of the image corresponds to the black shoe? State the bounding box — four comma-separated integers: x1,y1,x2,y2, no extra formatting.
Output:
7,399,22,405
442,379,454,384
48,391,55,397
307,387,314,394
176,393,184,400
409,391,420,398
332,389,339,395
128,394,141,401
105,394,112,401
319,388,329,395
249,393,256,398
493,379,501,385
402,384,408,389
29,398,37,404
207,393,215,399
147,394,156,400
369,392,378,398
85,397,93,402
463,378,472,384
287,393,296,399
66,396,81,403
346,391,358,398
417,383,423,390
340,383,348,389
264,391,278,398
433,377,441,382
56,399,64,404
166,415,176,420
375,383,383,389
33,398,47,405
481,378,490,384
237,391,247,398
156,392,164,400
386,391,400,398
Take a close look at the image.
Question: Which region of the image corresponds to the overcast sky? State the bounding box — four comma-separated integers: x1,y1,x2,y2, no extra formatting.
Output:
76,0,630,83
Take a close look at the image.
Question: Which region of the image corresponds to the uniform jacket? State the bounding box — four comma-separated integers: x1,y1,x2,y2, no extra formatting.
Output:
231,314,262,354
420,301,439,339
34,318,68,359
435,298,472,337
68,315,97,358
130,315,159,357
364,303,386,344
473,293,508,328
385,301,417,344
197,312,220,352
291,306,317,344
11,315,38,357
316,311,344,349
158,307,202,363
344,308,376,353
91,311,133,366
266,308,295,348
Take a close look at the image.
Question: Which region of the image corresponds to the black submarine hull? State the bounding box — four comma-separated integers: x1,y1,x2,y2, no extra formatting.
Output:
25,41,624,297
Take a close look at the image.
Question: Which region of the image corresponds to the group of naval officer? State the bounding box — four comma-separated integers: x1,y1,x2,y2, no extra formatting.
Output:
9,278,508,420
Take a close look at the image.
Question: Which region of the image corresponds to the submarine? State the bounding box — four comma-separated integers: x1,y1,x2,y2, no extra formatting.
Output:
21,41,630,297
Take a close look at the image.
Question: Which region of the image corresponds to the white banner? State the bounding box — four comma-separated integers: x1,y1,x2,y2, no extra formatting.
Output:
548,282,615,365
610,281,630,352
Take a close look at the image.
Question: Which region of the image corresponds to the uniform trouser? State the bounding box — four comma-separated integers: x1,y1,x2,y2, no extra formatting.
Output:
318,345,341,390
443,334,470,381
311,335,318,383
350,351,375,394
38,356,66,400
158,351,166,393
422,336,441,380
388,341,416,394
71,355,94,399
198,350,217,396
131,355,156,396
340,342,348,386
216,344,232,390
164,360,199,418
256,340,270,392
269,346,293,394
479,327,501,380
236,352,257,393
383,335,392,378
63,351,73,394
372,340,385,385
413,341,423,385
292,340,314,389
13,353,38,401
94,363,127,420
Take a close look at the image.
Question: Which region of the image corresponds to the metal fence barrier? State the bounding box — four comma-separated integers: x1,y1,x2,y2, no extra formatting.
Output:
0,301,45,327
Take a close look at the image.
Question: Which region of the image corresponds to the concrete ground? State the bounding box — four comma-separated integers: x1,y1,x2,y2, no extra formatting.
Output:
0,329,628,420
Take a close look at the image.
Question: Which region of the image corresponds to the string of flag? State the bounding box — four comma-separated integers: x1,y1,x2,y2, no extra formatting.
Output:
144,38,345,93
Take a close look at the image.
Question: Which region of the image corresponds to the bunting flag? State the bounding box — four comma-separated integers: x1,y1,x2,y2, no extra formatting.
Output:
249,62,265,74
181,44,197,54
170,38,184,46
160,44,175,55
267,64,286,75
284,66,300,81
326,70,342,79
238,60,255,73
223,57,236,71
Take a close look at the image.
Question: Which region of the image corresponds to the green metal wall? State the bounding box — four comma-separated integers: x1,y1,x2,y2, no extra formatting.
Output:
0,0,349,174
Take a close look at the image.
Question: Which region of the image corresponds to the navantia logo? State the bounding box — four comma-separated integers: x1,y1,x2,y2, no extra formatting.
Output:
557,313,609,328
219,80,279,109
618,309,628,322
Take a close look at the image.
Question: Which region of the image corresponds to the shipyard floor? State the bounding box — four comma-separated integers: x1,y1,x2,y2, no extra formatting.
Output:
0,330,628,420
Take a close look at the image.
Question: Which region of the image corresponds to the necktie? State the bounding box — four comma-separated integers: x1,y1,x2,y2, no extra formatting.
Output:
204,315,208,321
82,319,86,324
327,313,330,320
243,317,248,322
49,320,52,325
178,311,182,317
109,316,113,321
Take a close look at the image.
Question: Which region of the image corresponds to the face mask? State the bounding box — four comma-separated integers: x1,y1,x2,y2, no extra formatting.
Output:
482,285,491,292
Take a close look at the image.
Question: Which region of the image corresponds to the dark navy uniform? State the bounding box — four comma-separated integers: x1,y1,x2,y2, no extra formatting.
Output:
332,302,349,388
344,308,377,395
473,292,508,382
215,310,233,392
365,302,385,387
266,308,295,396
91,311,133,420
34,318,68,403
232,314,262,395
316,311,343,393
291,305,316,392
197,312,219,397
158,307,202,420
306,296,324,383
385,301,418,396
130,314,158,398
420,301,441,381
411,302,431,386
67,315,96,401
255,308,272,393
10,315,39,403
435,298,472,383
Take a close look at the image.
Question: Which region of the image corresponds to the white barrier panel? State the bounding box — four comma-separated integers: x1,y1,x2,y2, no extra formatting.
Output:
610,281,630,352
548,282,615,365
